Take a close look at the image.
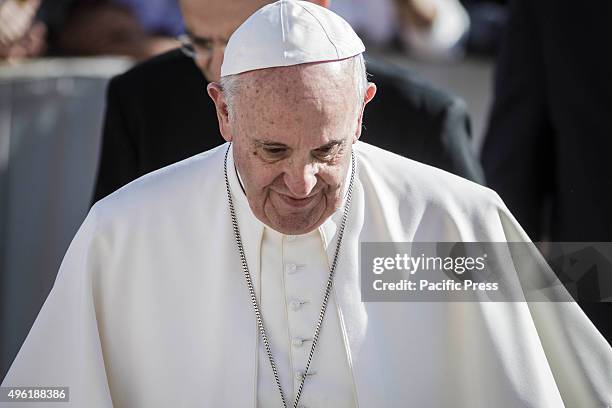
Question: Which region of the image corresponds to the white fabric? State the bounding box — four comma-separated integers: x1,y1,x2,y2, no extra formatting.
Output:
2,142,612,407
400,0,470,60
220,0,365,77
257,227,355,407
329,0,398,46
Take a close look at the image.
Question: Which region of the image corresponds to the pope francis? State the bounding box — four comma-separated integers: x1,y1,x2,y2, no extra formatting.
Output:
2,1,611,407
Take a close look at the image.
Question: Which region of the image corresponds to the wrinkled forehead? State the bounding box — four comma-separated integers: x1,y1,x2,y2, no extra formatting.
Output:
231,62,359,145
238,60,358,102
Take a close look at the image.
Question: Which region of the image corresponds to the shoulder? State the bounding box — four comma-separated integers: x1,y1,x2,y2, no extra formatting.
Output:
365,55,467,117
90,144,228,228
355,142,501,212
108,49,205,95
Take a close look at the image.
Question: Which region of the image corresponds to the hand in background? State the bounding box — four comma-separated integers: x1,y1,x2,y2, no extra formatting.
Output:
395,0,469,60
396,0,438,28
0,0,46,60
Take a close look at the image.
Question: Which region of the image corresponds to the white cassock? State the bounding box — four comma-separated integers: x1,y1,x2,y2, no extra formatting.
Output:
2,142,611,407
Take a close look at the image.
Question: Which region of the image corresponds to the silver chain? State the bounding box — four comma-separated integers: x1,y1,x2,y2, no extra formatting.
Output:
223,144,356,408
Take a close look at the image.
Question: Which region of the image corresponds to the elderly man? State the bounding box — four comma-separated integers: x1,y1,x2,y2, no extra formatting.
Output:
91,0,483,204
3,2,611,407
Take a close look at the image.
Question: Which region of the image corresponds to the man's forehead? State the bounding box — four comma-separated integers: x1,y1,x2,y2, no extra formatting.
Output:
232,63,357,134
242,60,353,91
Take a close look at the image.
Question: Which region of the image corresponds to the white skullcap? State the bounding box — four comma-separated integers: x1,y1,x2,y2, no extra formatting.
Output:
220,0,365,77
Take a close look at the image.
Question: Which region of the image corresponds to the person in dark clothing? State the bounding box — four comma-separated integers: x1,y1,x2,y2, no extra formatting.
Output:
482,0,612,343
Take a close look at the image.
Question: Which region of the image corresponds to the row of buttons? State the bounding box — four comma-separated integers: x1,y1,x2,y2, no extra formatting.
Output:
283,235,317,408
294,371,316,408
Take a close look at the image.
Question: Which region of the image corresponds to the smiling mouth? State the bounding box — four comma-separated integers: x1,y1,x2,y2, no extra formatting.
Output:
275,192,321,209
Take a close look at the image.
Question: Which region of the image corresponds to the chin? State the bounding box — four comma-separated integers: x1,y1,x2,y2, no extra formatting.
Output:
266,207,331,235
269,218,321,235
259,196,328,234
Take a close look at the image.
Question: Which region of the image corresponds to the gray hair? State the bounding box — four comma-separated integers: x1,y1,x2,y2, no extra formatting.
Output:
219,53,368,121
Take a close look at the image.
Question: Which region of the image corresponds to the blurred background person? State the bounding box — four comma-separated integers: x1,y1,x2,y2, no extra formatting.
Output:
0,0,185,62
2,0,507,62
53,0,183,60
481,0,612,343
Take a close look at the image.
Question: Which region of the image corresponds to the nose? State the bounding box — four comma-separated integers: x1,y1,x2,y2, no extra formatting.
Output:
284,162,318,198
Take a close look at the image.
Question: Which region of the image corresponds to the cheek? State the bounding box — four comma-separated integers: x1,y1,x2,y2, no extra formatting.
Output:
255,171,280,191
319,154,353,195
319,168,345,192
242,161,281,193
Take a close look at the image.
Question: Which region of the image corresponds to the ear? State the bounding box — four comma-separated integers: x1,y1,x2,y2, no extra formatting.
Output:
207,82,234,142
353,82,377,142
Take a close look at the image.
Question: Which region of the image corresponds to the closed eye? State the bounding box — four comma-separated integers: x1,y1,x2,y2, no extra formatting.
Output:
258,143,290,161
313,142,342,160
263,146,287,154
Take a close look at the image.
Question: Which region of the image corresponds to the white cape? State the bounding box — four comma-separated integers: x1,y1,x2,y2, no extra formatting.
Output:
2,142,611,407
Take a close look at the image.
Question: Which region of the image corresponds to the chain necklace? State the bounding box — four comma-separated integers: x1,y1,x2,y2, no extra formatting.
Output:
223,144,356,408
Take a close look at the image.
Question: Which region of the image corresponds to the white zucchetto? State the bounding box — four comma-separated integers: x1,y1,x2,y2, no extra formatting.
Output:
220,0,366,77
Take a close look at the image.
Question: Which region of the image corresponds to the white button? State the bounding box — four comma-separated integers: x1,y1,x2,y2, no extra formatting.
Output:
286,235,297,242
285,263,297,274
292,337,312,347
295,370,316,380
289,299,303,311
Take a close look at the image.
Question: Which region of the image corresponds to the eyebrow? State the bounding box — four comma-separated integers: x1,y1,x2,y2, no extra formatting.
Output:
254,139,344,150
315,140,344,150
254,140,287,148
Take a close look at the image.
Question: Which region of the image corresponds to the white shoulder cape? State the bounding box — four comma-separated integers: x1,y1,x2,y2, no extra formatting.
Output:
2,142,611,407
